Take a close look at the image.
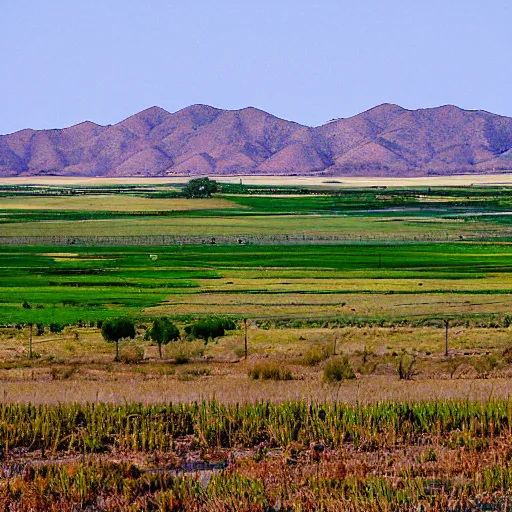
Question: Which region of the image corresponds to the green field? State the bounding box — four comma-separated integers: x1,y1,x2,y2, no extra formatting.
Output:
3,243,512,324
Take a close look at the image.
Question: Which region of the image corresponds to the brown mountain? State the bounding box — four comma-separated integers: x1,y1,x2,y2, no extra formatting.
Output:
1,103,512,177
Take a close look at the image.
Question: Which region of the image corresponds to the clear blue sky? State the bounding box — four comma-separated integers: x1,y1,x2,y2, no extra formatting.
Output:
1,0,511,134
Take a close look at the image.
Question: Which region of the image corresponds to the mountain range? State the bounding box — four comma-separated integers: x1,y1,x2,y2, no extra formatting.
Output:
1,103,512,177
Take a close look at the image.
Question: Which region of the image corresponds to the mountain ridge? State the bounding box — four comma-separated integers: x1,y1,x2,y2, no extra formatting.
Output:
1,103,512,177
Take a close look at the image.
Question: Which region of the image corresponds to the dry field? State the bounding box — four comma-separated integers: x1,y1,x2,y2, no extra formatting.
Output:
148,291,512,318
0,196,239,211
1,324,512,405
0,213,499,238
1,172,512,187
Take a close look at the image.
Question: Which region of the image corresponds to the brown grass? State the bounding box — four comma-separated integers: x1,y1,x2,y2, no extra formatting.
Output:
2,325,512,404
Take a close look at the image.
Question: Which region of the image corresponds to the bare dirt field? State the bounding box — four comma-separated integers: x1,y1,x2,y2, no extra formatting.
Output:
1,172,512,187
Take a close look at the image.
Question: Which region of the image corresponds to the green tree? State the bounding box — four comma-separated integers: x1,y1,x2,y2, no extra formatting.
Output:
183,177,218,198
184,317,235,343
101,318,136,362
148,318,180,358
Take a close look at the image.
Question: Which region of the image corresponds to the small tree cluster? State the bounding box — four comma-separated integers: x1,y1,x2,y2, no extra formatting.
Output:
182,178,218,198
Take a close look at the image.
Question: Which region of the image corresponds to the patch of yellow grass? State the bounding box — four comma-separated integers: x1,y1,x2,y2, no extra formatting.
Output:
146,291,512,318
0,196,239,212
0,214,499,237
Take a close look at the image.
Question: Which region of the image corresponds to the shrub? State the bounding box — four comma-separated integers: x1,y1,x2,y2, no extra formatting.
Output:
472,354,501,378
248,363,293,381
49,323,64,334
174,353,190,365
323,356,355,382
119,346,144,364
396,352,417,380
186,368,211,376
502,347,512,364
302,344,331,366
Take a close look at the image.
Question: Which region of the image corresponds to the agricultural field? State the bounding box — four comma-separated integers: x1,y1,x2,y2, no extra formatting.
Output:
3,182,512,241
3,180,512,509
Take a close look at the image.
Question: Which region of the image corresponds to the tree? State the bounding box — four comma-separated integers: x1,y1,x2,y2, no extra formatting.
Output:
183,177,218,198
184,317,235,343
148,318,180,358
101,318,136,362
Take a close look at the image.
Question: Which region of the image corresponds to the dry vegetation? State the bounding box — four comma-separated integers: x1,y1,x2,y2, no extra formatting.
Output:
2,173,512,187
1,324,512,405
0,214,501,238
0,196,239,211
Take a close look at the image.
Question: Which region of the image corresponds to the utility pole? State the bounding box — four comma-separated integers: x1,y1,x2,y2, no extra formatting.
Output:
244,318,248,360
29,323,33,359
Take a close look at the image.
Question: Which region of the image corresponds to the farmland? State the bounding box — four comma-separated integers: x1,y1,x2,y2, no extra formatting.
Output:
3,180,512,509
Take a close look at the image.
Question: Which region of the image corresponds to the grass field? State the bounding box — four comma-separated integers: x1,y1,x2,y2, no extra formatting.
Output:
2,182,512,241
0,214,507,239
3,243,512,324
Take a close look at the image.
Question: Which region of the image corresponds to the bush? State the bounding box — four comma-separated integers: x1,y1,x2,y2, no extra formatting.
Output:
302,344,331,366
248,363,293,381
49,323,64,334
119,346,144,364
396,352,417,381
323,356,355,382
174,353,190,365
503,347,512,364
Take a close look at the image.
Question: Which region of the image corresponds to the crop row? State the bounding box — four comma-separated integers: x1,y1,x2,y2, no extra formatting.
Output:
0,400,512,454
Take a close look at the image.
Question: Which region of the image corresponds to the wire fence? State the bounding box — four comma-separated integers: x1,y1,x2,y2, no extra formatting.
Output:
0,230,512,246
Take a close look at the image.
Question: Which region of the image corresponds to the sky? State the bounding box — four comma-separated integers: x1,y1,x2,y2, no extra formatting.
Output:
0,0,511,134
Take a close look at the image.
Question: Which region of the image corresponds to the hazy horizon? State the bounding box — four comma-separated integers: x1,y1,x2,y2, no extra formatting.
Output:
1,0,511,134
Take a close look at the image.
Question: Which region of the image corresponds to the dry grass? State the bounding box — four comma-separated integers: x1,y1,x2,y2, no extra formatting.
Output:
147,291,512,317
0,195,239,211
0,214,500,238
2,172,512,187
2,325,512,404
